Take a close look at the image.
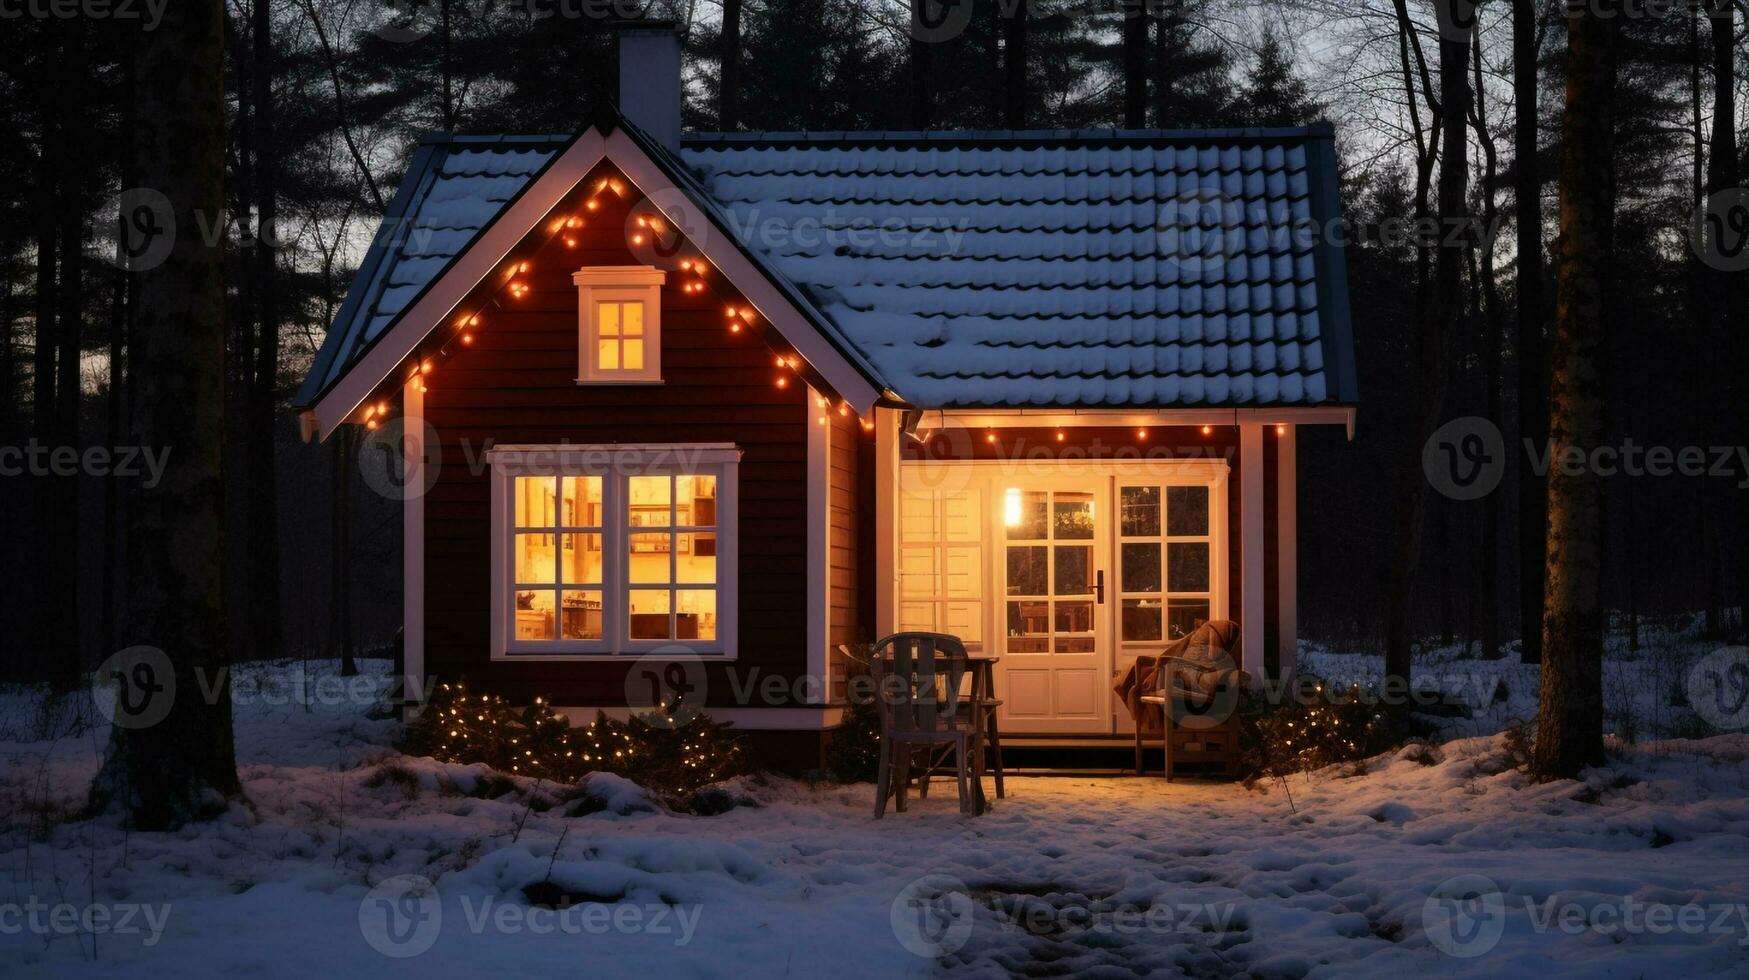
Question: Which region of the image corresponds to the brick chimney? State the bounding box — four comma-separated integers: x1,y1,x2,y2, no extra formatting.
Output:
617,22,682,151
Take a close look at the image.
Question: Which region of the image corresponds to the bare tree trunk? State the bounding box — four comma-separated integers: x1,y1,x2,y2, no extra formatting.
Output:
1384,0,1457,686
720,0,741,130
1689,9,1724,638
1513,0,1548,666
1533,4,1617,780
909,0,932,130
249,0,284,662
441,0,455,131
29,48,59,685
1121,0,1148,128
88,0,241,828
1473,30,1504,660
50,20,87,690
1706,0,1745,636
1001,0,1027,129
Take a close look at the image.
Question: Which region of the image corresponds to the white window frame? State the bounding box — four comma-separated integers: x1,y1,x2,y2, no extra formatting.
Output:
489,444,740,660
573,266,666,384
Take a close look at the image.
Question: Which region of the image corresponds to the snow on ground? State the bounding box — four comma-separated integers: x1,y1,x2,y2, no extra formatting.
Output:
1,647,1747,979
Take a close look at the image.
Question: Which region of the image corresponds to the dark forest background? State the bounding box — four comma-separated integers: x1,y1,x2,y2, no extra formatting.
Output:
0,0,1744,687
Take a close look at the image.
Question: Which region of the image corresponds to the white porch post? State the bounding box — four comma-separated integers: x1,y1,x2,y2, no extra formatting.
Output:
402,379,425,705
1277,424,1299,682
874,408,900,638
1239,423,1266,687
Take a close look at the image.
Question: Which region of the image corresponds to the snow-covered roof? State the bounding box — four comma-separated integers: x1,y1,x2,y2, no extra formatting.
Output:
297,124,1357,411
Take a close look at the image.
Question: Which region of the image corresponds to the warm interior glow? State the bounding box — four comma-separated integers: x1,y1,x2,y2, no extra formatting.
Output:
596,300,645,372
1004,487,1021,527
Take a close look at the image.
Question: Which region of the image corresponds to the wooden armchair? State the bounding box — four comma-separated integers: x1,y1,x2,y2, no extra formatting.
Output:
869,632,986,817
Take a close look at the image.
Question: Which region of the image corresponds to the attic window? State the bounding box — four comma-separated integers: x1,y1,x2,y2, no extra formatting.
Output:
573,266,666,383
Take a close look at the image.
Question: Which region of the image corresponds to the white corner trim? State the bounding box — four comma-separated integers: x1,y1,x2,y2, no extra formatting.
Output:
1239,423,1266,688
602,128,882,415
402,379,426,703
1277,424,1298,682
311,131,609,440
806,386,830,706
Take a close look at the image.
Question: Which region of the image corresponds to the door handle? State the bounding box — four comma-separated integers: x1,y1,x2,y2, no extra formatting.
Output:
1095,570,1105,604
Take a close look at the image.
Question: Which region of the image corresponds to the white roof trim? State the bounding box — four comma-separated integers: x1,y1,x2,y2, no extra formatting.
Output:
307,125,884,441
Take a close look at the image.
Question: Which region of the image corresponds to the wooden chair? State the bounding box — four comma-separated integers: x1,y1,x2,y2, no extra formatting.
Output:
870,632,986,817
1139,643,1244,782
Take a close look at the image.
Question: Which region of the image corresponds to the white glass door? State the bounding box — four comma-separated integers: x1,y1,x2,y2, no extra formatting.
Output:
997,484,1110,734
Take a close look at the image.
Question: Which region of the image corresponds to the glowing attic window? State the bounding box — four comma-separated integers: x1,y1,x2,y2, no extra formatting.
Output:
573,265,666,383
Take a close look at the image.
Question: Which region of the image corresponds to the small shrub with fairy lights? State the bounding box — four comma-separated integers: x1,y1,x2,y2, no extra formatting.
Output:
1237,675,1404,779
402,681,750,807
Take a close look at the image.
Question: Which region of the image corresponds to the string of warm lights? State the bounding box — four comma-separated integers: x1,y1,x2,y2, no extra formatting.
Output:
352,167,873,435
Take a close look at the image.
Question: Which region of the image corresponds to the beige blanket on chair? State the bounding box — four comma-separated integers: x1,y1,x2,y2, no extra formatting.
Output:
1111,620,1241,734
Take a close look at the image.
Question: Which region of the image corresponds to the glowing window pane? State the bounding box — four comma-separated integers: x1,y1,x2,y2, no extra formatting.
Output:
598,339,619,370
678,475,717,526
677,590,716,641
623,338,644,371
562,476,603,527
559,590,602,639
515,477,557,528
629,476,671,525
561,533,603,584
515,532,557,584
515,590,555,640
621,302,644,336
628,532,671,584
629,589,671,639
677,533,716,583
598,302,620,334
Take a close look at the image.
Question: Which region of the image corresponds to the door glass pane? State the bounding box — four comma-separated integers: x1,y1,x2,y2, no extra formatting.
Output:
1006,546,1048,595
1168,542,1211,592
515,532,557,583
1167,600,1211,640
629,476,671,526
677,590,716,640
676,533,716,582
562,476,602,527
1121,542,1161,593
561,533,602,584
1006,601,1049,652
1054,544,1093,595
515,590,555,640
1168,486,1210,536
1052,493,1095,539
1120,486,1160,536
1054,600,1094,634
1005,490,1048,539
1122,599,1162,641
629,589,672,639
559,590,602,639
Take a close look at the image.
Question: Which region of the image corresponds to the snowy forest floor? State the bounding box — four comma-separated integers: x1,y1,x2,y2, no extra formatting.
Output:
1,625,1747,979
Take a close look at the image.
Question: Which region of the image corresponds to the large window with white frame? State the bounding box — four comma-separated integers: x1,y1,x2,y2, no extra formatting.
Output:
489,445,739,658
